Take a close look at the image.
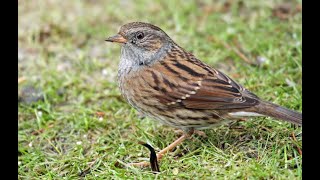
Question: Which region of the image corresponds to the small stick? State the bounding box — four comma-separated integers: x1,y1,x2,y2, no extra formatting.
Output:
291,132,302,156
211,37,254,64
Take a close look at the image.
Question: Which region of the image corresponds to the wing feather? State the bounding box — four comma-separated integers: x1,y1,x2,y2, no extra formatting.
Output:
143,48,260,110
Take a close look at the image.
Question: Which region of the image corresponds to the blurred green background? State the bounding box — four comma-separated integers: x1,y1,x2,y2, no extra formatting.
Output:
18,0,301,179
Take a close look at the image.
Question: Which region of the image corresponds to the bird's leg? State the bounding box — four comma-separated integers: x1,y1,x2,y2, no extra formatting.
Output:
128,129,195,168
156,129,194,160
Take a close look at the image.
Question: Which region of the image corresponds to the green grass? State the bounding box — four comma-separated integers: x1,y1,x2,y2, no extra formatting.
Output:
18,0,302,179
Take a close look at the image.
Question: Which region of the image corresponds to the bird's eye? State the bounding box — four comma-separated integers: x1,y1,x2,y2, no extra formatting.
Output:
136,32,144,40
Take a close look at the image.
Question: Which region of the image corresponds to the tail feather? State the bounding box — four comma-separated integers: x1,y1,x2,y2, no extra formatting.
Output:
255,101,302,125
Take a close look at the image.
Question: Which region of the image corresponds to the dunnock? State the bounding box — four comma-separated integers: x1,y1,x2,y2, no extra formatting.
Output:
106,22,302,167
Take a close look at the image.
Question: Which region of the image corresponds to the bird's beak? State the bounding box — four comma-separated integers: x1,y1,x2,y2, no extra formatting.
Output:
105,34,127,44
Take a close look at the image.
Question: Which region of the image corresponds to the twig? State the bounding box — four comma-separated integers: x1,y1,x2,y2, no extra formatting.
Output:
291,132,302,156
232,38,255,64
230,39,254,64
210,36,254,65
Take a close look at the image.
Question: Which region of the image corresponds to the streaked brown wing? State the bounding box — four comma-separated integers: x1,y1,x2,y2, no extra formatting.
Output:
181,72,260,110
147,53,260,110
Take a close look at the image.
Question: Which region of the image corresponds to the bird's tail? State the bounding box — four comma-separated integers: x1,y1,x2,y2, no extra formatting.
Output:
254,101,302,125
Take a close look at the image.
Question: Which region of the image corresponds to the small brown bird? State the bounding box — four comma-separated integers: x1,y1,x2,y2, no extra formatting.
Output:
106,22,302,167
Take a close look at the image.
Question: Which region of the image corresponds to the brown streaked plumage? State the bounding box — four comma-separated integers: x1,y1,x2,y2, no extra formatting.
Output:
105,22,302,167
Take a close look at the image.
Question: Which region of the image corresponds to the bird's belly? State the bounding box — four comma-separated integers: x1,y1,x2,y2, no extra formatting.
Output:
121,90,225,129
146,108,229,129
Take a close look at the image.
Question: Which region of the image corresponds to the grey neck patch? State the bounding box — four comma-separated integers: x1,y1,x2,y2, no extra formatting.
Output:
118,42,173,75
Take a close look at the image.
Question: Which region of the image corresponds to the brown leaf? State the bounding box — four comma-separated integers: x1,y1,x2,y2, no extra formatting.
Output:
95,111,105,118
